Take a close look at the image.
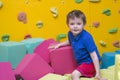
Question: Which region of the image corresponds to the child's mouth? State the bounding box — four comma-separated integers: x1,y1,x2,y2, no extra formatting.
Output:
74,30,78,31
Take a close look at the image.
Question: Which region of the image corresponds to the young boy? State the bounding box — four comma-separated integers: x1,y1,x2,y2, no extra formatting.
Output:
49,10,107,80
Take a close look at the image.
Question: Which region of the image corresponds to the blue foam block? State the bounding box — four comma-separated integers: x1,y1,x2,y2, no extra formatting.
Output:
21,38,44,54
0,41,27,69
100,52,120,69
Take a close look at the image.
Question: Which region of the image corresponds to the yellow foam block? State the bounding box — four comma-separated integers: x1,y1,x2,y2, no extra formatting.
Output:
108,65,115,70
39,73,69,80
100,68,114,80
64,74,72,80
64,74,96,80
80,78,96,80
115,54,120,80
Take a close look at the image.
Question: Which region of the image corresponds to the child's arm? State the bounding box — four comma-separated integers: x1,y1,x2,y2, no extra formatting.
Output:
48,40,70,49
90,51,101,79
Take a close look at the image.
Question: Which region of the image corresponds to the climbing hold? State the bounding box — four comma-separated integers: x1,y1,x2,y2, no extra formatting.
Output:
25,0,29,4
75,0,83,4
92,22,100,28
17,12,27,24
56,34,66,42
114,0,116,3
108,27,118,33
118,10,120,14
1,34,10,42
50,7,58,18
24,34,32,39
102,9,111,16
0,1,3,8
61,0,64,4
99,40,106,47
113,40,120,48
36,21,43,28
89,0,100,2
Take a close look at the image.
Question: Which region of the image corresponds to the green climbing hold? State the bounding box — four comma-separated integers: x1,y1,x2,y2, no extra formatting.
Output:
75,0,83,3
1,34,10,42
36,21,43,28
102,9,111,16
56,34,66,42
0,1,3,8
89,0,100,2
108,27,118,33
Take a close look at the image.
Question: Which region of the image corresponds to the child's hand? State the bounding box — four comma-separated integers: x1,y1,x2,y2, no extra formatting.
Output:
95,74,107,80
94,74,101,80
48,44,60,49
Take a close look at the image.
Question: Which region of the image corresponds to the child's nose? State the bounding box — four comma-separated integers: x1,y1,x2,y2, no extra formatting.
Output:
74,24,77,28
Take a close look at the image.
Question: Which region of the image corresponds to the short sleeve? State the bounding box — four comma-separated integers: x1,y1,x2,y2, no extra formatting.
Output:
83,35,96,53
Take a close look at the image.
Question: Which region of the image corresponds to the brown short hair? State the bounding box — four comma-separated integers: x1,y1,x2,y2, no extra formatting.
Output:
66,10,86,25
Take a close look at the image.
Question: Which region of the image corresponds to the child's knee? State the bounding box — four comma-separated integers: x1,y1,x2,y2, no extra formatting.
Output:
72,70,81,77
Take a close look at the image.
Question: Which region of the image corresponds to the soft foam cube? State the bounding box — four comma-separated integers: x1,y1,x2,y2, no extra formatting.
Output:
0,41,26,69
80,78,95,80
50,46,77,75
64,74,72,80
21,38,44,53
115,54,120,80
0,62,15,80
100,67,115,80
100,52,119,69
39,73,69,80
14,54,54,80
34,39,57,64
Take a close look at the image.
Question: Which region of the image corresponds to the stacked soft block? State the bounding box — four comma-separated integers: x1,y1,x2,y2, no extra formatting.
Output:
39,73,69,80
14,54,54,80
50,46,77,75
0,62,15,80
100,52,120,69
115,54,120,80
21,38,44,54
100,65,115,80
34,38,57,64
0,41,26,69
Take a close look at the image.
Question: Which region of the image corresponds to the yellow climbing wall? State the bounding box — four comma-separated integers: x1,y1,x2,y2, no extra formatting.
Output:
0,0,120,54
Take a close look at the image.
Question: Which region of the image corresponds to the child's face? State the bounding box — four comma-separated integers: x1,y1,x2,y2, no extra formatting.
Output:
68,17,84,36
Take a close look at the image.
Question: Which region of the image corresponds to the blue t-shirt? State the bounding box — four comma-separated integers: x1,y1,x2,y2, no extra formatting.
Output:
68,30,101,65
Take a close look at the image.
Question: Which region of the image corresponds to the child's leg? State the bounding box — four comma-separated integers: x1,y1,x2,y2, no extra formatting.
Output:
72,63,96,80
71,70,82,80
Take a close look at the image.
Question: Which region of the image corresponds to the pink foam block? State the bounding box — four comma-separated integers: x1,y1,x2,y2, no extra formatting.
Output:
50,46,77,75
34,39,57,64
14,54,54,80
0,62,15,80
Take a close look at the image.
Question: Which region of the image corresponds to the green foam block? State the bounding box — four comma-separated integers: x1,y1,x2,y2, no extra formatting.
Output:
0,41,27,69
21,38,44,53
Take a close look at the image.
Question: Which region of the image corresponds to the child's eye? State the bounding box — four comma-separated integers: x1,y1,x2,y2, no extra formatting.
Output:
70,23,74,25
77,23,81,25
